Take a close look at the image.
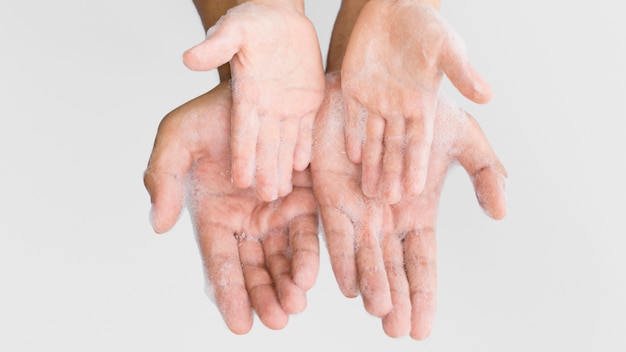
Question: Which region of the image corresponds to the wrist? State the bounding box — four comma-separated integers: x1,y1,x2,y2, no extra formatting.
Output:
237,0,305,13
373,0,440,10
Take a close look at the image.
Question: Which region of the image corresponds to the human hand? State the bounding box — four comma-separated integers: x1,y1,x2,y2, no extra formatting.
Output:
143,81,320,334
182,0,326,202
310,73,506,339
341,0,493,204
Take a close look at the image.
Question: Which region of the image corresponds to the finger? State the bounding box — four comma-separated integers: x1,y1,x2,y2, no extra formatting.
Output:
276,119,299,198
355,223,392,317
404,228,437,340
344,98,366,164
195,221,252,335
255,116,281,201
454,110,508,220
381,234,411,338
289,212,320,292
362,114,385,198
293,112,315,171
440,31,492,104
143,169,187,234
318,206,359,298
143,123,193,234
380,117,406,204
263,230,307,315
182,19,242,72
404,113,434,197
231,100,259,190
472,165,507,220
239,234,289,330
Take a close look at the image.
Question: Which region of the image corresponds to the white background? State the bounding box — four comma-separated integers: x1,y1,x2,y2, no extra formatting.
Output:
1,1,625,351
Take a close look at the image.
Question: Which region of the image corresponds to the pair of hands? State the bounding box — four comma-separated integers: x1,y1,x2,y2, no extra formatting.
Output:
143,73,506,339
146,0,504,340
183,0,493,205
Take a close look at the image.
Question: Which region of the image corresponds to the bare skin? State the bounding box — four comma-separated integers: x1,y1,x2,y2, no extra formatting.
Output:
340,0,493,204
143,81,320,334
183,0,326,202
310,72,506,339
143,0,502,339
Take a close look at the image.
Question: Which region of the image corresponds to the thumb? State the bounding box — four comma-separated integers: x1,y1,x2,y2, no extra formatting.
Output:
143,132,194,234
440,31,493,104
183,19,242,71
448,103,507,219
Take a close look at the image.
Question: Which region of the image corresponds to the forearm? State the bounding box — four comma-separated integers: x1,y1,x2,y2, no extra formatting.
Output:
327,0,368,72
379,0,440,9
409,0,439,10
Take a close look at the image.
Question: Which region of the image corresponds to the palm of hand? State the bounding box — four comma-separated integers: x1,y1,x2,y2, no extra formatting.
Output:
188,155,318,334
144,82,319,335
311,73,506,340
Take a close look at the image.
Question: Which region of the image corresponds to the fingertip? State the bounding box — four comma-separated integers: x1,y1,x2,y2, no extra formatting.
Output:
255,183,279,202
406,179,426,198
293,137,311,171
181,36,234,72
363,295,393,318
410,304,435,340
360,272,393,317
149,206,170,234
279,287,308,315
468,74,493,105
292,157,310,172
213,281,255,335
410,324,433,341
485,184,507,221
181,49,196,69
182,46,208,71
294,114,314,171
232,158,254,190
344,99,366,164
293,269,317,293
381,303,411,338
277,181,293,199
403,120,431,198
345,133,363,164
478,81,493,104
382,316,410,339
144,171,184,234
292,246,320,293
332,263,360,298
404,159,428,198
259,309,290,331
292,158,310,172
339,284,360,299
361,176,379,199
226,319,254,336
382,320,410,339
473,167,508,220
361,146,384,199
382,185,402,205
